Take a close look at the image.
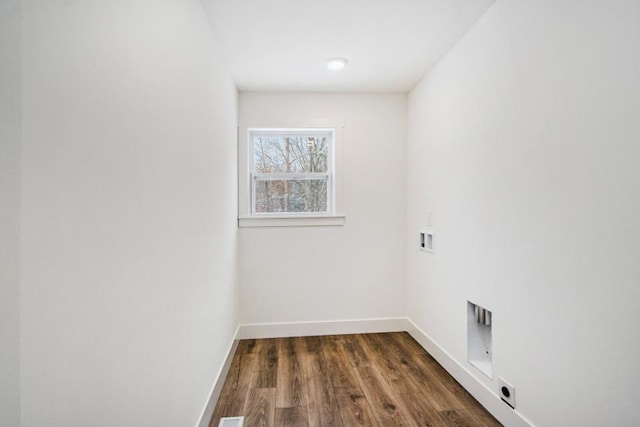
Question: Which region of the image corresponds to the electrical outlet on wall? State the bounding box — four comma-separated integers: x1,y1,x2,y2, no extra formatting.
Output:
419,230,434,253
498,378,516,409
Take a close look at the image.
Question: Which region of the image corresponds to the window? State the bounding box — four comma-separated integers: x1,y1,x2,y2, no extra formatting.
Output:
238,126,345,227
250,129,333,215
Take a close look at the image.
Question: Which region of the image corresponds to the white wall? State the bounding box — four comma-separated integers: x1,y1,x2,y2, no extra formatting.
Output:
239,93,406,326
0,0,21,425
20,1,238,426
407,1,640,426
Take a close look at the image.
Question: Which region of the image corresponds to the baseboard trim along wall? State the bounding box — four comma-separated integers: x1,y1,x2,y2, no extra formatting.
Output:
238,317,410,339
405,318,535,427
197,325,241,427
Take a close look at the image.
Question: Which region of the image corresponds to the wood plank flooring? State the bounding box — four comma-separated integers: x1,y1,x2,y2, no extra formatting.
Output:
210,332,501,427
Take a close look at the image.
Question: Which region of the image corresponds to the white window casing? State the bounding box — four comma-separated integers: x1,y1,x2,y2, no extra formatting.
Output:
238,124,346,227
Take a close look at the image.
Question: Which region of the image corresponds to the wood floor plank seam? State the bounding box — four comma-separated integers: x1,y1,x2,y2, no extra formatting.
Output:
355,333,448,426
300,336,344,427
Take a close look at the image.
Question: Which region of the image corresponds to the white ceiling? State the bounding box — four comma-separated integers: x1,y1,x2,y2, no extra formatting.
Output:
202,0,496,92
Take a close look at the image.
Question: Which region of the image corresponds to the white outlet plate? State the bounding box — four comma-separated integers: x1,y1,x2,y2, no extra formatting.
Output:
419,230,434,253
498,377,516,409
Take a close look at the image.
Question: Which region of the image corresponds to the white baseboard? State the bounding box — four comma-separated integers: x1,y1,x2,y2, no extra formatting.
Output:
406,318,535,427
239,317,409,339
197,325,241,427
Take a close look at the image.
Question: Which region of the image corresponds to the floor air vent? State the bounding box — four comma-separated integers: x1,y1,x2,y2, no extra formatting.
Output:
219,417,244,427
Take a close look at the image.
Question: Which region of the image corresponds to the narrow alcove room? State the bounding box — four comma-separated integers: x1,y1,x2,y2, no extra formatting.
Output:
2,1,639,426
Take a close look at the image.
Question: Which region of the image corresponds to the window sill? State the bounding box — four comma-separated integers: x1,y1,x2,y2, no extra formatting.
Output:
238,215,346,228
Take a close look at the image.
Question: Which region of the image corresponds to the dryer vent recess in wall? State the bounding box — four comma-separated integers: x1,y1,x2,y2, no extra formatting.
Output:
467,302,492,378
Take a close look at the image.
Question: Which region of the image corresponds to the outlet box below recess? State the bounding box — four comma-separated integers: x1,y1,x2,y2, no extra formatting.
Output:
498,378,516,409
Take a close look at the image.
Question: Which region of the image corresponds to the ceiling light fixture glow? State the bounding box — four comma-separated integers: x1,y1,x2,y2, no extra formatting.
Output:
326,57,348,70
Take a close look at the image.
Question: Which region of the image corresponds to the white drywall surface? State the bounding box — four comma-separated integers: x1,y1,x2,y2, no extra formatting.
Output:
407,0,640,425
20,1,239,425
238,93,407,325
0,0,22,425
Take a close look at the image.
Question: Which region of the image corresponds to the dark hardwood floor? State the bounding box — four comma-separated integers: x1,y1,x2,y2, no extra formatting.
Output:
210,332,501,427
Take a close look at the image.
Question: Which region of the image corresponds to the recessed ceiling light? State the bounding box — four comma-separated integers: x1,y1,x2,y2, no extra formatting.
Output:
326,57,348,70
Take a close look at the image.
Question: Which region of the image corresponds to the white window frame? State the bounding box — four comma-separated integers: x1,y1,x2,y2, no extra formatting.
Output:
249,128,334,217
238,124,345,227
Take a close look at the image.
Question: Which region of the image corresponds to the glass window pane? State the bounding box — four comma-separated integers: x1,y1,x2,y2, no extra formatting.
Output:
253,135,329,174
254,178,328,213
